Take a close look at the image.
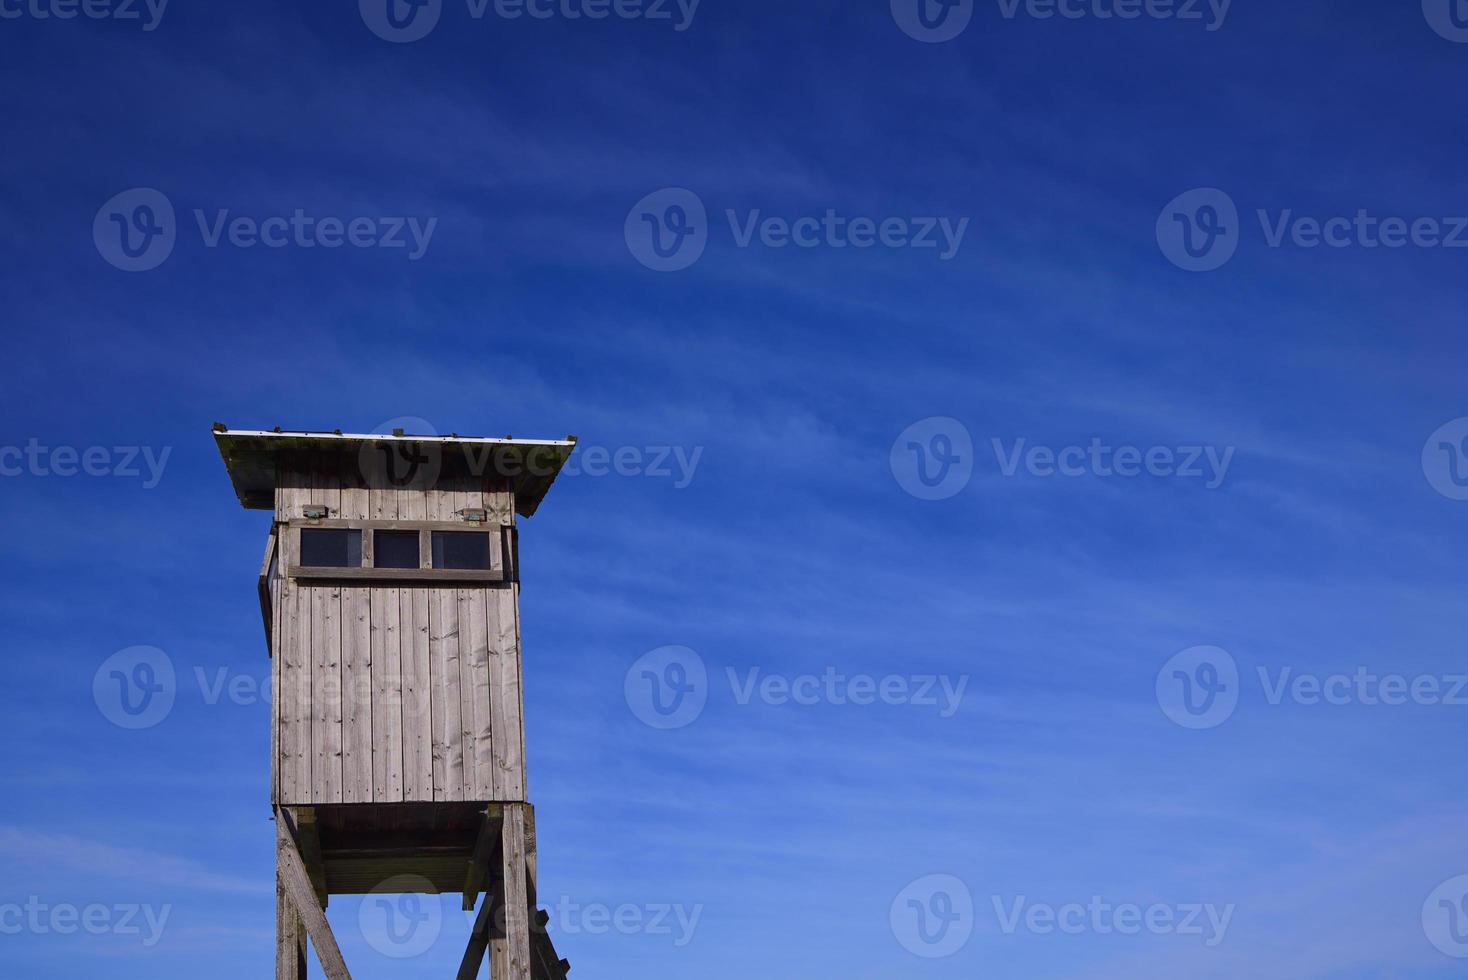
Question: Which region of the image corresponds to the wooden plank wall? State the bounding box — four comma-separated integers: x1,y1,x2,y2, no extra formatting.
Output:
272,453,523,806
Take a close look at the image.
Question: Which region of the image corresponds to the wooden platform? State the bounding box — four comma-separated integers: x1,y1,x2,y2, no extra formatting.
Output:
310,801,491,894
276,802,569,980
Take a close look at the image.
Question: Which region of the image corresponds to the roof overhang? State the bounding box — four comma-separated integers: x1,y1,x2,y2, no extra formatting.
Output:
213,426,576,518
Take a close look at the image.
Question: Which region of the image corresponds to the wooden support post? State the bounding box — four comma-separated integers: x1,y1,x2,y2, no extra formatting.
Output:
490,804,532,980
464,803,505,911
276,808,353,980
275,866,307,980
295,806,328,909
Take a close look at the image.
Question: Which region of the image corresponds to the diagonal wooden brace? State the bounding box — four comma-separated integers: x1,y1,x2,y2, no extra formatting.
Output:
275,807,353,980
464,804,506,911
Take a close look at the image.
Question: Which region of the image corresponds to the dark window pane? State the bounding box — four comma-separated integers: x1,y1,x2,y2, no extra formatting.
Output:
432,531,491,570
374,530,420,569
300,528,360,567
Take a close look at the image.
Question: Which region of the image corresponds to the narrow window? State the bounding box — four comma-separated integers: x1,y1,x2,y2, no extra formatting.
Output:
432,530,491,570
299,528,361,568
374,530,421,569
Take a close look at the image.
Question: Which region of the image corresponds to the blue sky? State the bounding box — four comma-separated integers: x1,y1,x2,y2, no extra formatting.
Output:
4,0,1468,977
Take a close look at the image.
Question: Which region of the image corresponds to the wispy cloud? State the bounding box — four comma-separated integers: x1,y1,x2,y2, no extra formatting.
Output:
0,826,268,896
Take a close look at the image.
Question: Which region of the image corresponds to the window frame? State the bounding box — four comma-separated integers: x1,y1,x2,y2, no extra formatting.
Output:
430,528,496,572
286,518,508,583
296,526,363,570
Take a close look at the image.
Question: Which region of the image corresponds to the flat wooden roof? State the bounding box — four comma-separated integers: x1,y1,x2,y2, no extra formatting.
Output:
213,426,576,517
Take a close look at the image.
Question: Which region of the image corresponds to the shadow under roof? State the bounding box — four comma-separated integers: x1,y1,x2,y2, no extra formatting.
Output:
213,425,576,518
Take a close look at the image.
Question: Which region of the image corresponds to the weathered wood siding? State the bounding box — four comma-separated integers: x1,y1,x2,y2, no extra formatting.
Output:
270,455,524,806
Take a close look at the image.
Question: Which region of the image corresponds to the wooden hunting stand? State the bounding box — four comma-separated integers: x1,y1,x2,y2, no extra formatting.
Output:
215,425,578,980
